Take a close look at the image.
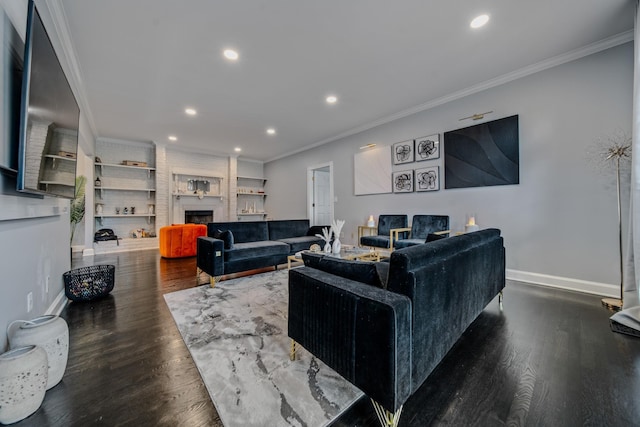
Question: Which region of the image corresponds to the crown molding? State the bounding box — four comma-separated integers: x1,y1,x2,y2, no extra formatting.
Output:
42,0,97,140
266,30,634,163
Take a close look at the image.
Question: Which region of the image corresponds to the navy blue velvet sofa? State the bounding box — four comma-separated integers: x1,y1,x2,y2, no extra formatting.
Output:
196,219,325,285
288,228,505,425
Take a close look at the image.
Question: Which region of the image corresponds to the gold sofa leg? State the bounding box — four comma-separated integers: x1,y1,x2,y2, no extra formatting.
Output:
499,290,504,310
289,339,297,361
210,276,216,288
371,399,403,427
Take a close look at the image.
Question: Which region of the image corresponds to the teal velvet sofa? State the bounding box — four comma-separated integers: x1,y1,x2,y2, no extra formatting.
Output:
288,228,505,426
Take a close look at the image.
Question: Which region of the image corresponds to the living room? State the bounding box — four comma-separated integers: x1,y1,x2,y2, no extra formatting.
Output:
0,1,638,425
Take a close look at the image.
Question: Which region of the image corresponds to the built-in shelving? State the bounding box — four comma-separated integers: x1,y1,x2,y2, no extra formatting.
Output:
95,213,156,226
94,141,156,240
39,180,75,188
96,162,155,178
237,176,267,220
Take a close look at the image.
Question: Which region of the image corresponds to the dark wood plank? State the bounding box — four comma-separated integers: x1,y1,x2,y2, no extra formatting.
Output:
12,249,640,427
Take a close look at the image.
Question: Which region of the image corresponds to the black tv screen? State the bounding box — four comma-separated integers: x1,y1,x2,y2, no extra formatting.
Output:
0,9,23,175
444,115,519,189
16,0,80,198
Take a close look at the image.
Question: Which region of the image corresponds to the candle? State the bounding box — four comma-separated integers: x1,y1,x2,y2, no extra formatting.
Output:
367,215,375,227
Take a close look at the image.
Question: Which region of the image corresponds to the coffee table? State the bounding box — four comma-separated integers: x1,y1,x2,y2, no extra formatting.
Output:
287,247,382,269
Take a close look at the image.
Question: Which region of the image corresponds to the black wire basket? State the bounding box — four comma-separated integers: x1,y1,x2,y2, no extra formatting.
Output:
63,265,115,302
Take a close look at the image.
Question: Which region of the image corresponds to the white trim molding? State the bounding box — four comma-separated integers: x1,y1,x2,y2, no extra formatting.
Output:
45,289,68,316
506,269,619,298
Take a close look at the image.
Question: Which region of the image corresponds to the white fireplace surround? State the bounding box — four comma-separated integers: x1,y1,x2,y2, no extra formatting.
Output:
172,199,224,225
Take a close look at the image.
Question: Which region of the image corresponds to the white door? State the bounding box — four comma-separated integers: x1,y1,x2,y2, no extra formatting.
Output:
313,168,331,225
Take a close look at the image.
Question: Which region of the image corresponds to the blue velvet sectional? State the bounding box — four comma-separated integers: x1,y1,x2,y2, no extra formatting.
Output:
288,228,506,424
196,219,326,281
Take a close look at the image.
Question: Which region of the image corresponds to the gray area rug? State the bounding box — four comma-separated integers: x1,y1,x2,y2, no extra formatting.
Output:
164,269,362,427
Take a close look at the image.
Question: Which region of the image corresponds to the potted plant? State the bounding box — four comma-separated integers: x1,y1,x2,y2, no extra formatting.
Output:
70,175,86,245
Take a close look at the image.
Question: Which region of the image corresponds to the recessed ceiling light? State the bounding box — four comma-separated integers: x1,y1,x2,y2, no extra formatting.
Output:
234,147,242,152
470,14,489,29
223,49,239,61
185,108,197,116
266,128,276,135
326,95,338,104
168,135,177,141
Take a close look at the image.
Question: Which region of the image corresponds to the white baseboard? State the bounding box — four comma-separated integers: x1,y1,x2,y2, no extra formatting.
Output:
45,289,68,316
82,248,95,257
506,269,619,298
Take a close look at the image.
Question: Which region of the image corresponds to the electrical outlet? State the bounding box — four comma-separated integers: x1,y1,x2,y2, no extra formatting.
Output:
340,231,345,238
27,292,33,313
45,276,50,294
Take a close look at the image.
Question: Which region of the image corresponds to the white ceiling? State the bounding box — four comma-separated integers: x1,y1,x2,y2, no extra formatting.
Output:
58,0,634,162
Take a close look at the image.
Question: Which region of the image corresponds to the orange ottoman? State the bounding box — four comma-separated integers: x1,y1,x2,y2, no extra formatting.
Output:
159,224,207,258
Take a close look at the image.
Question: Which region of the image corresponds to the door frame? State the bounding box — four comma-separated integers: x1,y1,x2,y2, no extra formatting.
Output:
307,161,334,226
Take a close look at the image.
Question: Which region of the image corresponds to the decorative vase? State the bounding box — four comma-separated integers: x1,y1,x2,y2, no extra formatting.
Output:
324,242,331,253
0,345,48,424
8,315,69,390
332,238,341,254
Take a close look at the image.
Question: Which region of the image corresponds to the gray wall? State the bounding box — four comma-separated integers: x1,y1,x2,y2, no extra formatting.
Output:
0,0,90,351
265,43,633,294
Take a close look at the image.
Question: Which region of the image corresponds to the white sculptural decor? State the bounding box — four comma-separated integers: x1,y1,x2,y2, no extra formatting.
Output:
316,227,332,253
331,219,345,254
0,345,48,424
8,315,69,390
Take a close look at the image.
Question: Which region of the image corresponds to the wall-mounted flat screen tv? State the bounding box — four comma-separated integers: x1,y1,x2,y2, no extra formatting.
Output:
444,115,519,189
0,9,23,176
16,0,80,198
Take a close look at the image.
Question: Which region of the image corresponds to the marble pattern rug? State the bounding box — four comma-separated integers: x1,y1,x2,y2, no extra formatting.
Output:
164,269,362,427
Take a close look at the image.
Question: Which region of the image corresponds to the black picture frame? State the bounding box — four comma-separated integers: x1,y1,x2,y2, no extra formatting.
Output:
415,166,439,191
415,134,440,161
392,140,414,165
392,170,414,193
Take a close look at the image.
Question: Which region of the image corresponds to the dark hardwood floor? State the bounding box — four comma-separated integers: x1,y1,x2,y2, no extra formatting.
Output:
13,249,640,426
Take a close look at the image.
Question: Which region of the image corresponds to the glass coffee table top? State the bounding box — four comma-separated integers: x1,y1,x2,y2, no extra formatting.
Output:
287,246,384,269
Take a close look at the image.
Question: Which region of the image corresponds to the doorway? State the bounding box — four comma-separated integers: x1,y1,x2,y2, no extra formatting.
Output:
307,162,334,226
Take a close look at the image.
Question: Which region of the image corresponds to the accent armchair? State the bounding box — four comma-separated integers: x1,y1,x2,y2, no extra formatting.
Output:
359,214,408,249
393,215,450,249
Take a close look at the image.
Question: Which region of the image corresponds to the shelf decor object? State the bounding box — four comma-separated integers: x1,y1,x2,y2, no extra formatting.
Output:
0,345,48,424
7,315,69,390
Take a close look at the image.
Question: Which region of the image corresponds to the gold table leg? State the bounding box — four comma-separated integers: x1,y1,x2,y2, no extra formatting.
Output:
289,339,297,361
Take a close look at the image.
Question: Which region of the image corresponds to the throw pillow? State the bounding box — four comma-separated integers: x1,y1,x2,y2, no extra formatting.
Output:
213,229,234,250
317,256,385,289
